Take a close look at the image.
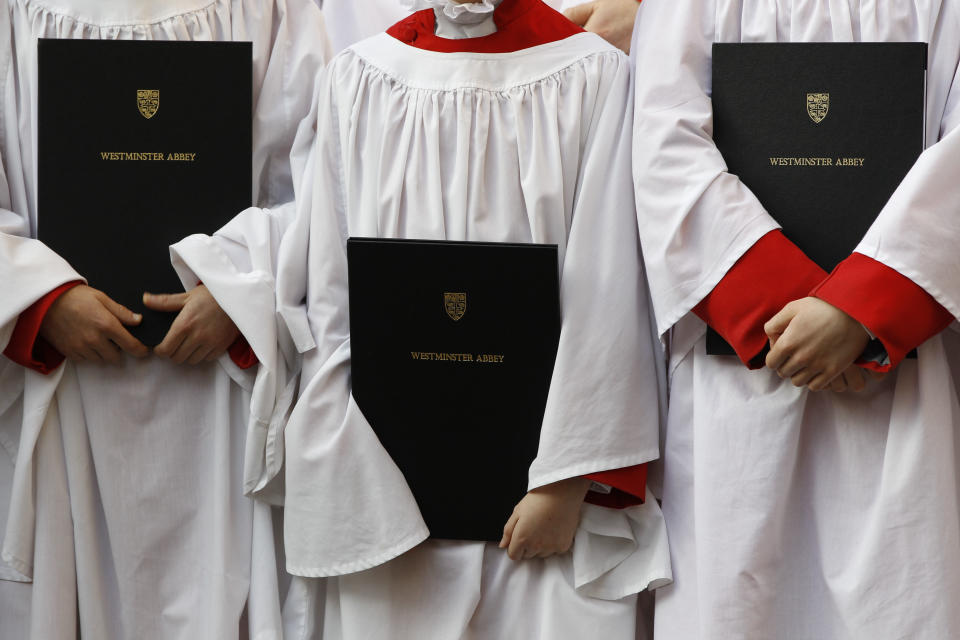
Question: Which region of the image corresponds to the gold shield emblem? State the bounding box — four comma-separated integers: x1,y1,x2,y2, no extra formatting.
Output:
137,89,159,119
806,92,829,124
444,292,466,322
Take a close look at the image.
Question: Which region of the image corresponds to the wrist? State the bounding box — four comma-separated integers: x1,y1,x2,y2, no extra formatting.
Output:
531,476,592,500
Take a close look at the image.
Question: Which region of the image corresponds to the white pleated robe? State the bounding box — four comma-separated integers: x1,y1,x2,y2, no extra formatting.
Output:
0,1,329,638
632,0,960,638
274,5,671,638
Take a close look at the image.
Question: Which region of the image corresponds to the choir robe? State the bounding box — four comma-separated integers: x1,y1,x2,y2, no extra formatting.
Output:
0,0,330,638
274,1,671,638
632,0,960,638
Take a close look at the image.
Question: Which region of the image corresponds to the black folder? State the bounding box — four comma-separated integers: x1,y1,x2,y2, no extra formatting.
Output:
347,238,561,541
707,43,927,356
37,39,252,346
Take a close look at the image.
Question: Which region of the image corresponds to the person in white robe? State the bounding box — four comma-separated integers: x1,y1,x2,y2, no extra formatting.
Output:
632,0,960,637
0,1,330,638
273,1,671,638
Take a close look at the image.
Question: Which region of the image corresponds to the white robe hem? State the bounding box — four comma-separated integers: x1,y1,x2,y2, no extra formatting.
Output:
286,526,430,577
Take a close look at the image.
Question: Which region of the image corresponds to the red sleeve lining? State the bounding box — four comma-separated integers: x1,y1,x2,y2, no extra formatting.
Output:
693,230,828,369
812,253,954,370
3,281,83,374
228,336,258,369
584,464,647,509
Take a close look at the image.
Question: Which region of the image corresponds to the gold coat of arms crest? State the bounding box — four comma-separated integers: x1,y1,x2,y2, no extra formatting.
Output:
806,92,829,124
444,292,466,321
137,89,159,119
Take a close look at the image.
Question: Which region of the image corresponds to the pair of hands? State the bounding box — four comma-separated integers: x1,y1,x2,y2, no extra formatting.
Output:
39,284,239,365
763,297,885,392
566,4,879,393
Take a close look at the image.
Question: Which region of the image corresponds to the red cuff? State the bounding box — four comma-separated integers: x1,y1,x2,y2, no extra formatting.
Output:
3,281,83,374
812,253,954,370
228,336,258,369
693,230,828,369
584,464,647,509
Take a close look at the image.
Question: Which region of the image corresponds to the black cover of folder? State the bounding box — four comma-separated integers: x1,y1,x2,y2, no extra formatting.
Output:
706,43,927,356
37,39,252,346
347,238,561,541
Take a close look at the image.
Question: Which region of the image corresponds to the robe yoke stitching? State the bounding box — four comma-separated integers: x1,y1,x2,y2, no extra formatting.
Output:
357,30,607,62
346,40,625,94
22,0,217,29
351,51,624,95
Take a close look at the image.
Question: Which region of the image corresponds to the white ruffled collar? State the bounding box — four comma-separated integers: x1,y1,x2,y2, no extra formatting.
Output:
401,0,504,39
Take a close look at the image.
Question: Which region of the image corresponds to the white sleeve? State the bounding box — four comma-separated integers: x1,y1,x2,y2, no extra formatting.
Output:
528,51,661,488
0,147,82,354
631,0,778,337
0,7,82,352
273,64,429,577
853,38,960,319
527,50,673,601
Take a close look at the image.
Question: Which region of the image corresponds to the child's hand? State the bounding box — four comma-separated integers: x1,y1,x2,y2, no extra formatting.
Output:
499,477,591,561
764,297,871,391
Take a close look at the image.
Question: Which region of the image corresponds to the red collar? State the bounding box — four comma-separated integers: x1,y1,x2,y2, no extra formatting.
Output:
386,0,584,54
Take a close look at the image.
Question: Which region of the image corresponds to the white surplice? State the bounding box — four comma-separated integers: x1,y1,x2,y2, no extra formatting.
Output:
0,1,330,638
632,1,960,638
274,3,671,638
